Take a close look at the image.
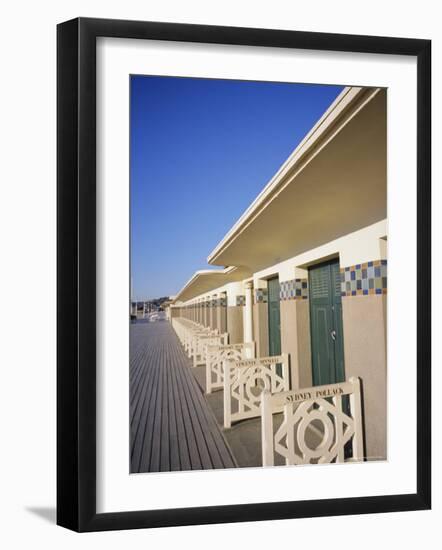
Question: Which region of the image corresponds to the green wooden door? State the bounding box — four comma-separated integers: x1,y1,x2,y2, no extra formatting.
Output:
267,277,281,358
309,259,345,386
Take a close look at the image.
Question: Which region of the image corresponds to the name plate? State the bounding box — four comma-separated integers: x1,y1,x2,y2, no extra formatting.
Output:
234,355,283,368
208,343,245,351
270,380,357,407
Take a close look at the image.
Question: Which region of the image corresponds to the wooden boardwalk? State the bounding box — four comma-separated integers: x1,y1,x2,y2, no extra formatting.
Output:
130,320,237,473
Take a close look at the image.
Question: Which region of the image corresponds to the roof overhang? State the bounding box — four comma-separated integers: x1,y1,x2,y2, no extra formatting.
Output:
172,265,251,303
207,86,387,272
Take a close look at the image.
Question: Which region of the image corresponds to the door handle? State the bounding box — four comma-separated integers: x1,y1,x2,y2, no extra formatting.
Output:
330,329,336,341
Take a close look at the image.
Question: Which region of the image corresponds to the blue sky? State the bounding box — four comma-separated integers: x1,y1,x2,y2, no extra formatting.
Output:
130,76,344,300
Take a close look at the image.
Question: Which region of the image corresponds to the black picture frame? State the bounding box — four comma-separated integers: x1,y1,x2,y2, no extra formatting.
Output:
57,17,431,532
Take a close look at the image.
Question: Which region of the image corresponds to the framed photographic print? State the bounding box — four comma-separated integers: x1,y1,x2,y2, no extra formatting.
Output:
57,17,431,532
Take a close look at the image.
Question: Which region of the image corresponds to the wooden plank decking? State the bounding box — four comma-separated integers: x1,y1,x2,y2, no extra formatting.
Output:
130,320,237,473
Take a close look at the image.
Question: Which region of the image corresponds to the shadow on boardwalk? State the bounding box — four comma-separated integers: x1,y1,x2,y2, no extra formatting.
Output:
130,321,237,473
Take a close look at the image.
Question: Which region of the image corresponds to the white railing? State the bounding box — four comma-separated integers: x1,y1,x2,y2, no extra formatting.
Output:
172,317,207,345
223,354,290,428
171,318,221,366
171,317,189,339
192,333,229,368
205,342,255,394
187,328,217,358
171,318,203,352
261,377,364,466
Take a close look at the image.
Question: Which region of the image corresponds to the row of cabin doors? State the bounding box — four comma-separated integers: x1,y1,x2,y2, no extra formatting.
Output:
266,258,345,387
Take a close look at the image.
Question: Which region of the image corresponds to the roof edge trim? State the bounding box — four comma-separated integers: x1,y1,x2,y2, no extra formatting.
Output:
207,86,381,265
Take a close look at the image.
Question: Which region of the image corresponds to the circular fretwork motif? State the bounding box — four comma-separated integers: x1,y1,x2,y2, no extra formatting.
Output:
296,408,335,459
244,368,271,404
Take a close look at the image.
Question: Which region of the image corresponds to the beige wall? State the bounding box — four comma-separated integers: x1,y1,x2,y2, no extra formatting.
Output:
213,306,224,332
342,294,387,461
227,306,244,344
217,305,227,334
280,300,312,390
253,303,269,357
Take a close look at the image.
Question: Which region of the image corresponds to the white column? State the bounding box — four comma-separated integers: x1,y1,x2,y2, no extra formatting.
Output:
244,281,254,356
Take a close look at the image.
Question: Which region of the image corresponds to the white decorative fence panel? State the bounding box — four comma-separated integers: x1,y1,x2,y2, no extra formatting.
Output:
188,329,217,359
192,333,229,367
205,342,255,394
223,354,290,428
261,377,364,466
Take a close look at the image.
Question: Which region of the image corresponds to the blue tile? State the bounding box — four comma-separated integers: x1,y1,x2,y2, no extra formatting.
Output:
356,264,361,269
351,271,356,280
375,267,381,277
363,290,368,295
375,288,382,295
351,290,356,296
368,261,373,267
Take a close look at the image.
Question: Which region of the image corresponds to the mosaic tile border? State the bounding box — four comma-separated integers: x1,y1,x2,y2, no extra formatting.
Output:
280,278,309,300
255,288,268,304
341,259,387,296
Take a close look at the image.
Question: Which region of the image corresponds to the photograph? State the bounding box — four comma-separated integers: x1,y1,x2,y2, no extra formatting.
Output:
0,0,433,541
129,76,387,474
